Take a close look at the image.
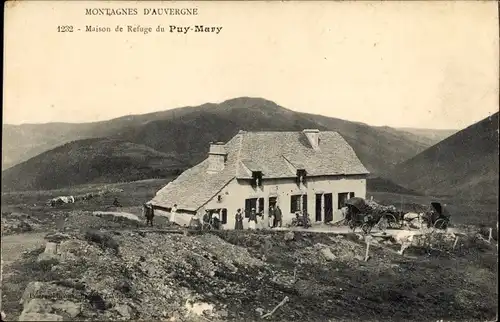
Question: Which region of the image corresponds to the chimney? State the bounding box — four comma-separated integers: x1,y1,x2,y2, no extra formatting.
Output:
207,142,227,172
303,129,320,150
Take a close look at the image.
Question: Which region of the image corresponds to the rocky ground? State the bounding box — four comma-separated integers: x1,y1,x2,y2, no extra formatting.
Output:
1,213,498,321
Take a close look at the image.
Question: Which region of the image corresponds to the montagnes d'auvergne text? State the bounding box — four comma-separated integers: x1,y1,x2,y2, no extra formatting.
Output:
85,8,199,16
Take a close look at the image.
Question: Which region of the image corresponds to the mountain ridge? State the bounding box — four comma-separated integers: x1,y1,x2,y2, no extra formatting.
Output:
2,97,476,193
391,112,499,200
1,138,184,191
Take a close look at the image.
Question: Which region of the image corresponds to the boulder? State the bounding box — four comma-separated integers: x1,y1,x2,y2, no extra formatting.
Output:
20,282,43,305
113,304,132,319
284,231,295,241
318,246,336,261
37,242,58,262
22,299,53,314
52,301,81,318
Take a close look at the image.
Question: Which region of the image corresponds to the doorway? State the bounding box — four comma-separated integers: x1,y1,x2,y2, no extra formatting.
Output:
269,196,277,209
324,193,333,222
315,194,322,222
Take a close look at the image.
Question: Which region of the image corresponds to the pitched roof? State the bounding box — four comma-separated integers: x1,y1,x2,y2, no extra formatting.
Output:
150,130,369,211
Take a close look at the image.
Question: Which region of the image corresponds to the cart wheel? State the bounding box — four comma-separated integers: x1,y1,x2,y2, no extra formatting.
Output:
361,223,372,234
348,220,355,231
386,214,402,229
378,220,388,232
434,219,448,230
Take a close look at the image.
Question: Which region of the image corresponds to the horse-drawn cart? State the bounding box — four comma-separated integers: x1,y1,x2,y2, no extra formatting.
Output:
344,197,402,234
423,202,451,229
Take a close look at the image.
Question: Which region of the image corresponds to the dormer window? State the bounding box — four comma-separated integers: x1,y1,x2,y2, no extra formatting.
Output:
296,169,307,185
251,171,263,187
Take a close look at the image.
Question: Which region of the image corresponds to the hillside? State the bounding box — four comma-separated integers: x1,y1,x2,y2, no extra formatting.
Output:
394,127,457,146
391,113,499,200
1,138,184,191
3,98,435,177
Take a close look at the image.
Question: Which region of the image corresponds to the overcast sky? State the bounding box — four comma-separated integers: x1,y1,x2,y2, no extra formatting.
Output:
4,1,499,129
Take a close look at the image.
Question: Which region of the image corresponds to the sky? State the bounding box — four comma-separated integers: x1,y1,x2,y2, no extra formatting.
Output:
3,1,499,130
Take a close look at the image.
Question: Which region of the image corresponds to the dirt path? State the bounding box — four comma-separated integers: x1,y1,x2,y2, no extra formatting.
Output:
1,232,47,317
1,232,47,265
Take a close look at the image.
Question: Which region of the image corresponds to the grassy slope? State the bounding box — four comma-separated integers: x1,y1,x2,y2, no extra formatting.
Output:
391,112,499,200
1,139,183,191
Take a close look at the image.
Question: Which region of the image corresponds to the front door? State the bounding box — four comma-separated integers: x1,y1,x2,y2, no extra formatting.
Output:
315,194,322,222
324,193,333,222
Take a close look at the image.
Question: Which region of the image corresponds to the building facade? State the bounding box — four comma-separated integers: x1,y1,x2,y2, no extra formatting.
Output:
150,129,369,229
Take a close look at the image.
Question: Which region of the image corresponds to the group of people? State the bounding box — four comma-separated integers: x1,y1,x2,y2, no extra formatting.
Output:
143,202,284,230
186,208,222,230
233,204,283,230
142,202,177,227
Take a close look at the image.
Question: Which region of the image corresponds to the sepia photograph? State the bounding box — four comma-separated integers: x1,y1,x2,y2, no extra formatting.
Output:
1,1,499,321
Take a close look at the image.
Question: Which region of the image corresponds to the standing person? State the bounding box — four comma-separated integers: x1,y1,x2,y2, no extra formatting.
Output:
248,208,258,230
144,203,154,227
274,205,283,228
189,210,202,230
212,210,221,230
302,209,310,228
268,205,275,229
341,206,349,222
235,208,244,230
170,204,178,225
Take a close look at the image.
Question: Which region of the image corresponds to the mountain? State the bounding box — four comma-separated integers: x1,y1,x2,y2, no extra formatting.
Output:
1,138,184,191
391,112,499,200
3,97,437,175
395,127,458,146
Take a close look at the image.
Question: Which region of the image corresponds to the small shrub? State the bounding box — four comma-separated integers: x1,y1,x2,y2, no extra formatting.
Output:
54,279,86,291
84,230,120,254
22,246,45,259
35,258,60,272
86,290,107,311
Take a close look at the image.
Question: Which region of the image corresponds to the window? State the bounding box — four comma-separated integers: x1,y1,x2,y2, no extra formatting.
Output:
221,208,228,224
251,171,263,187
245,198,257,218
338,193,349,209
296,169,307,185
349,192,355,199
290,194,307,213
245,198,264,217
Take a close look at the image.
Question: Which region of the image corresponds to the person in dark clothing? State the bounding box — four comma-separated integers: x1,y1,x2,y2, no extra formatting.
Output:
248,208,258,230
144,204,154,227
212,210,221,230
235,209,244,230
302,209,310,228
268,205,276,228
273,205,283,228
202,210,211,230
113,198,122,207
